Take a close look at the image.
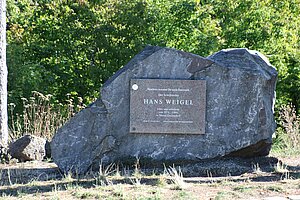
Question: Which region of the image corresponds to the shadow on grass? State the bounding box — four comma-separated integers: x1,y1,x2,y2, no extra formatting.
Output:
0,165,62,186
0,156,299,197
0,175,160,197
0,179,93,196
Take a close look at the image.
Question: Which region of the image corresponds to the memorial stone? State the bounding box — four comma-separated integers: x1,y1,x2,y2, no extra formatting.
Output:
51,46,278,174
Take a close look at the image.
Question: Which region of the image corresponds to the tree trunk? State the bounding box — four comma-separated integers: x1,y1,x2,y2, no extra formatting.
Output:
0,0,7,147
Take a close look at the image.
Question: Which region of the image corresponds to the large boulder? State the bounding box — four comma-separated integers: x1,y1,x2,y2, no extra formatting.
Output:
8,134,47,162
51,46,277,174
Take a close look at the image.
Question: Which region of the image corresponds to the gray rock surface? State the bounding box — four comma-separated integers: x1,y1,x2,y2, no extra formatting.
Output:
8,134,46,162
50,99,115,173
193,48,277,159
51,46,277,174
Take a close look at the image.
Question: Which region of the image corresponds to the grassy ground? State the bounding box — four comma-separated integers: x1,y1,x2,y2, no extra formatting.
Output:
0,152,299,200
5,93,300,199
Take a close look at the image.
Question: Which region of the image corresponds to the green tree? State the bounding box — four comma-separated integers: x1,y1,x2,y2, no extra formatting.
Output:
6,0,300,114
210,0,300,111
7,0,155,106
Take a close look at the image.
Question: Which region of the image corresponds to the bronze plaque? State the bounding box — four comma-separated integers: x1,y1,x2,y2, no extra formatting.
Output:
130,79,206,134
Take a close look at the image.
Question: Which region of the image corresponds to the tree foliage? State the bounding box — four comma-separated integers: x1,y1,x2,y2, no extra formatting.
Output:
6,0,300,113
0,0,7,146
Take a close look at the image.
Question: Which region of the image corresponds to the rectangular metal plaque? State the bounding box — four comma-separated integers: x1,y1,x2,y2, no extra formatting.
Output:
129,79,206,134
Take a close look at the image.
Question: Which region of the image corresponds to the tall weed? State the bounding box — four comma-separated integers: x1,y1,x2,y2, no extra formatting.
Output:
273,104,300,154
8,91,85,141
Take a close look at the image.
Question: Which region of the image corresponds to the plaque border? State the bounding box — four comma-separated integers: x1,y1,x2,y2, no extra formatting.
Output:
129,79,206,135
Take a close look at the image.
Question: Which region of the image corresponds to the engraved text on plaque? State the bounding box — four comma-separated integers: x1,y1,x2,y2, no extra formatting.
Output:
129,79,206,134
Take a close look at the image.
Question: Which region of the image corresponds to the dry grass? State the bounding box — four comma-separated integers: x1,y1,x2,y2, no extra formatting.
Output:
8,91,85,141
272,104,300,155
164,165,186,190
0,157,299,200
